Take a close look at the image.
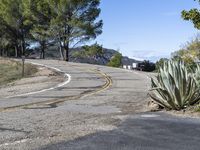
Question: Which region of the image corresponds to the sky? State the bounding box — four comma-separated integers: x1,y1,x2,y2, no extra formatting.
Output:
94,0,200,62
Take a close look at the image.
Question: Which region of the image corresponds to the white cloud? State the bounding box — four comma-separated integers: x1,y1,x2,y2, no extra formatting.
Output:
132,50,170,62
131,56,144,61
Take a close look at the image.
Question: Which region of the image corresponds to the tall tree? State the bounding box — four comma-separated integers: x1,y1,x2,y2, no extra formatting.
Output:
48,0,103,61
25,0,52,59
0,0,32,57
182,0,200,29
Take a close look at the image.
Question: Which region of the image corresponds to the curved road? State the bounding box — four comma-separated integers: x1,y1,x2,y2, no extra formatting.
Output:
0,60,200,150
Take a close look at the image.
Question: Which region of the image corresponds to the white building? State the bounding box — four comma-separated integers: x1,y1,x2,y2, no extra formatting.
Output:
123,65,127,69
132,63,137,69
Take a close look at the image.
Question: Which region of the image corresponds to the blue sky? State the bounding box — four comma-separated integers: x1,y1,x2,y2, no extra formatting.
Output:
95,0,199,62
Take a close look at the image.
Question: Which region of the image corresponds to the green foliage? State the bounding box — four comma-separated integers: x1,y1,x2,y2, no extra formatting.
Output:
155,58,169,70
181,0,200,29
47,0,103,61
0,0,103,60
107,53,122,68
25,0,52,58
0,0,33,57
194,65,200,87
83,44,103,57
171,35,200,70
138,60,156,72
72,43,103,58
149,60,200,110
182,8,200,29
28,0,52,39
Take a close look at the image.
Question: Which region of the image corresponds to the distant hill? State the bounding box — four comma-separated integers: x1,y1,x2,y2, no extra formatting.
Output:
29,46,141,66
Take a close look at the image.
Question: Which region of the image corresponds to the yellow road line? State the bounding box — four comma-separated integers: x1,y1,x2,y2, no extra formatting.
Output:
0,68,112,112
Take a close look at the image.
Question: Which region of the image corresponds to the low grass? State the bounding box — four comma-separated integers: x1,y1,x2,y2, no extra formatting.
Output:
194,105,200,112
0,58,38,86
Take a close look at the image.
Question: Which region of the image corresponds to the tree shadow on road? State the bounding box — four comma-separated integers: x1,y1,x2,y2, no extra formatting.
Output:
39,113,200,150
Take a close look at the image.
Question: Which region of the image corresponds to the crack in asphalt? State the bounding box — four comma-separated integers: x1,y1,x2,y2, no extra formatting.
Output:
0,66,113,112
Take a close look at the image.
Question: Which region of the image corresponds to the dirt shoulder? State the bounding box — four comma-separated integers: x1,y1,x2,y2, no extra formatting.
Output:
0,61,65,98
0,58,38,86
163,107,200,118
148,100,200,118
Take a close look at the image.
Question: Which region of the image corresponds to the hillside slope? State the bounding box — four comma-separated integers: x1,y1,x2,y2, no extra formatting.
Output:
29,46,140,66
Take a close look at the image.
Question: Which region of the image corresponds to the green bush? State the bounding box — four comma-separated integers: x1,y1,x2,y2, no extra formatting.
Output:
155,58,169,70
107,53,122,68
72,43,103,58
149,60,200,110
194,65,200,87
138,60,156,72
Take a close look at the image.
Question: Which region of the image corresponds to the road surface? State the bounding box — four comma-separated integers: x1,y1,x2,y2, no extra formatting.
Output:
0,60,200,150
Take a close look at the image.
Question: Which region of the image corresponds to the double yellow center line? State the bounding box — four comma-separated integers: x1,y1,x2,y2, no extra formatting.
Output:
0,68,112,112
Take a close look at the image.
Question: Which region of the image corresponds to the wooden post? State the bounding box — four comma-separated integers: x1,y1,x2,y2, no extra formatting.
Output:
22,56,25,77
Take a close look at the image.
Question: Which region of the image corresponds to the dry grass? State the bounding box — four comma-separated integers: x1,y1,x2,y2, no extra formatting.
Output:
0,58,38,86
194,105,200,112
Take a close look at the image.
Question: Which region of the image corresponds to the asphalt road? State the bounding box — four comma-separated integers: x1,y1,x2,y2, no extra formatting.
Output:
0,60,200,150
41,112,200,150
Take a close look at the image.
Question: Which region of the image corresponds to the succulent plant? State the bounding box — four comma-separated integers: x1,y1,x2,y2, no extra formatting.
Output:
194,65,200,87
149,60,200,110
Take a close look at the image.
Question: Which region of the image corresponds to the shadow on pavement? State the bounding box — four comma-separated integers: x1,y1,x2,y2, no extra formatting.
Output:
40,113,200,150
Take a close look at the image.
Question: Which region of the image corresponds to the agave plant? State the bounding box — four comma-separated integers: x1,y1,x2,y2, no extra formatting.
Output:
149,60,200,110
194,65,200,88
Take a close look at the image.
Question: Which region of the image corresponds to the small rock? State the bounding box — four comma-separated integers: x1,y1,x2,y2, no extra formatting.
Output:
148,100,161,112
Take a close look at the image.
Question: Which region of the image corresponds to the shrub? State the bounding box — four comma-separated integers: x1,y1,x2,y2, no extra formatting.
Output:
72,43,103,58
194,65,200,87
149,60,200,110
137,60,156,72
155,58,169,70
107,53,122,68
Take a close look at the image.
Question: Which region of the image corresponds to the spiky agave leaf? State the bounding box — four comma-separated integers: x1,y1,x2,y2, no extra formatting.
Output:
149,60,200,110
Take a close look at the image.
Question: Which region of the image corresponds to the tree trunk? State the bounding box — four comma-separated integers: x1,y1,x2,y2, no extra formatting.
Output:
40,48,45,59
59,45,64,60
20,26,26,56
4,48,8,57
0,48,2,56
59,37,64,60
15,46,18,57
63,25,70,62
18,44,21,57
64,41,69,62
40,41,45,59
21,39,25,56
2,48,4,56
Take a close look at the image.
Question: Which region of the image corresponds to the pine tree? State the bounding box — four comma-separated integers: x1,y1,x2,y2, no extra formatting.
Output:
0,0,33,57
182,0,200,29
25,0,52,59
47,0,103,61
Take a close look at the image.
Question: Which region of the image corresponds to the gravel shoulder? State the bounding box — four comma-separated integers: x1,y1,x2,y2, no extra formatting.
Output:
0,64,65,98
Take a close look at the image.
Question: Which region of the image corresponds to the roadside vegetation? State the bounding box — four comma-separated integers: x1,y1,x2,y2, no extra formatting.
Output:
107,53,123,68
137,61,155,72
0,0,102,61
72,43,104,60
0,58,37,86
151,0,200,112
150,60,200,110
